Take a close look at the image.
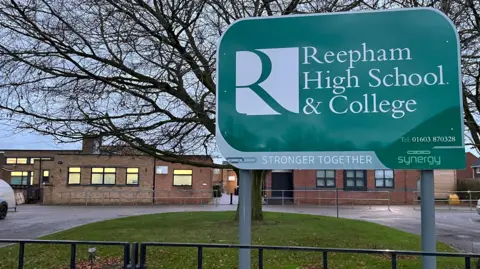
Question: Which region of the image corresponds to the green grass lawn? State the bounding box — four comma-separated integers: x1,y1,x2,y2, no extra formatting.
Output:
0,211,472,269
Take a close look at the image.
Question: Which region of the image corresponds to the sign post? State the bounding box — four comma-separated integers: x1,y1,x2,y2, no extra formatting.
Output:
420,170,436,268
238,170,252,268
216,8,464,269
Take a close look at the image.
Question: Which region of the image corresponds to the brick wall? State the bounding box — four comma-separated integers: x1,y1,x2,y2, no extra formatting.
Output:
221,169,237,194
42,154,155,205
456,152,477,179
154,158,213,204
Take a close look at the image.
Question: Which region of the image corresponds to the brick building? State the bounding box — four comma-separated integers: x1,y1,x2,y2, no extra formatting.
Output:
0,137,214,205
259,152,479,205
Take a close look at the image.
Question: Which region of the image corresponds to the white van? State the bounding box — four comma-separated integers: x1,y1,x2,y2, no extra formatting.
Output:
0,179,16,212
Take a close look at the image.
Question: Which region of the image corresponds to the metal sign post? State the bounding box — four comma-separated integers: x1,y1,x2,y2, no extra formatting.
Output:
420,170,436,268
215,8,464,269
238,169,252,269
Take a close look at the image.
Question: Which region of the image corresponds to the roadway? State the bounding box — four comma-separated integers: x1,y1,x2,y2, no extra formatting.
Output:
0,204,478,252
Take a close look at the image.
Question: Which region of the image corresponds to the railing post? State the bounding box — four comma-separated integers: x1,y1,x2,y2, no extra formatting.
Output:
197,247,203,269
258,249,264,269
130,243,137,269
139,244,147,269
391,254,397,269
388,191,391,211
18,242,25,269
322,251,328,269
335,188,339,218
230,193,233,205
465,257,471,269
469,191,472,211
413,191,416,210
70,244,76,269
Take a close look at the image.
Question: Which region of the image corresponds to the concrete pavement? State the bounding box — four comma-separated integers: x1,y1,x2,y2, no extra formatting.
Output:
1,204,479,252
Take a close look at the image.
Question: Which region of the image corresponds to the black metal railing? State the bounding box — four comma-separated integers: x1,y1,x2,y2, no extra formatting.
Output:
138,242,480,269
2,239,480,269
0,239,130,269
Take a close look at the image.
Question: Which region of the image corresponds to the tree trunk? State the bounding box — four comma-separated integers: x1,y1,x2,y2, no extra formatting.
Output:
235,170,266,221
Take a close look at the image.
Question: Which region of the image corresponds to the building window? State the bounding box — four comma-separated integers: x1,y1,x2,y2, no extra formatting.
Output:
10,171,31,185
5,157,28,164
42,170,50,183
173,169,193,186
375,170,394,188
126,168,139,185
344,170,367,190
91,168,116,185
68,167,81,185
316,170,335,187
30,157,53,164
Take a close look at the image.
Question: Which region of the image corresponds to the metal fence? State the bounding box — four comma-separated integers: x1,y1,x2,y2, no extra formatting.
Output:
0,239,130,269
262,189,391,208
413,190,480,210
138,242,480,269
3,239,480,269
53,189,480,210
58,189,214,206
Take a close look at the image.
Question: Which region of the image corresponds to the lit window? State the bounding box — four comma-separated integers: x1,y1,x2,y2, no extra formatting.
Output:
68,167,81,185
16,158,28,164
10,171,30,185
126,168,139,185
42,170,50,183
316,170,335,188
375,170,394,188
173,170,193,186
30,157,53,164
5,157,28,164
6,158,16,164
91,167,116,185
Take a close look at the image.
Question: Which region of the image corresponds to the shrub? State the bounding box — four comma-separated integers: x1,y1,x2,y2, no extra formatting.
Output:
457,179,480,200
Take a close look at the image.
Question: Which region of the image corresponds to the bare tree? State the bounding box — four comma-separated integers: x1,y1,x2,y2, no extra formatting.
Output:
0,0,369,221
0,0,478,221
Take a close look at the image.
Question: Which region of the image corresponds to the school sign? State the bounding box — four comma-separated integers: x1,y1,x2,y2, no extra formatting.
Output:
215,8,465,170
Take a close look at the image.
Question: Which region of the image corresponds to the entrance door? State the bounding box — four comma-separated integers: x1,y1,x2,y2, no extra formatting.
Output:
271,171,294,203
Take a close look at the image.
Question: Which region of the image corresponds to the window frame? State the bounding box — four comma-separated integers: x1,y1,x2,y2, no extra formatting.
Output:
90,167,117,185
10,171,31,186
29,157,53,164
4,157,53,165
126,167,140,185
316,170,336,188
343,170,367,191
5,157,28,165
375,169,395,188
67,167,81,185
42,170,50,184
173,169,193,187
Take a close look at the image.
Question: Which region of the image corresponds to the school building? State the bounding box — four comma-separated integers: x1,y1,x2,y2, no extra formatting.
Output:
222,152,478,205
0,136,215,205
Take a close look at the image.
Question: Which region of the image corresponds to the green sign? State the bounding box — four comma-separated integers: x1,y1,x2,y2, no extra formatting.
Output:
216,8,465,170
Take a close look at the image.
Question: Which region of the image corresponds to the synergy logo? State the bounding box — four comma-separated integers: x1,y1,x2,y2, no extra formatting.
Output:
235,48,299,115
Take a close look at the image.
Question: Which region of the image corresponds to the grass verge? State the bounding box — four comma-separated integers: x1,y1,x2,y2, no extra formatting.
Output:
0,211,472,268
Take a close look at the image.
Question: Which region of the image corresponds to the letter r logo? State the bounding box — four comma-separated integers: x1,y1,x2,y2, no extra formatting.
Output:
235,48,300,115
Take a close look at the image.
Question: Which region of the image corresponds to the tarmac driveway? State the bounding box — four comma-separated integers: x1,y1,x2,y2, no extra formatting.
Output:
1,204,479,252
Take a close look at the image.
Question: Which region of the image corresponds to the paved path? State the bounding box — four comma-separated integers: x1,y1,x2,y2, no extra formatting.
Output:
1,204,479,252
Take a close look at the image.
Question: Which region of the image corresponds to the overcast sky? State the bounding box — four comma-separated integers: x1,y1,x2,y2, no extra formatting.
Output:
0,127,477,160
0,128,80,150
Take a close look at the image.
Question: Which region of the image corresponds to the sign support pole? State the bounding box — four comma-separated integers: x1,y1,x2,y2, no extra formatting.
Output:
420,170,436,269
239,169,252,269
